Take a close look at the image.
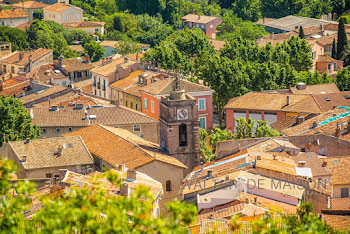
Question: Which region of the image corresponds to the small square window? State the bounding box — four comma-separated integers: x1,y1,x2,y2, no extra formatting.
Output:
341,188,349,198
56,128,60,133
68,127,72,132
46,173,52,178
166,180,172,191
42,129,47,134
133,125,141,132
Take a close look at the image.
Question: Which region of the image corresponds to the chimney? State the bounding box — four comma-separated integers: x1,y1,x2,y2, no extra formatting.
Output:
102,58,105,66
254,196,257,205
25,138,30,144
273,154,277,160
58,55,65,67
287,96,291,106
85,54,91,64
207,169,213,178
297,161,306,167
120,182,129,196
124,56,128,63
54,147,62,157
126,169,136,181
322,161,327,167
256,155,261,160
28,55,33,72
116,164,125,172
296,116,305,125
151,77,155,83
21,155,26,162
335,124,340,137
136,52,139,62
320,24,324,30
19,52,24,61
138,74,142,84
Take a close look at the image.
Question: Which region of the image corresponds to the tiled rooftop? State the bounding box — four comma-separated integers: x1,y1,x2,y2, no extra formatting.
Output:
323,156,350,185
0,9,28,19
181,14,221,24
0,48,52,66
8,136,94,170
12,0,48,8
63,124,186,169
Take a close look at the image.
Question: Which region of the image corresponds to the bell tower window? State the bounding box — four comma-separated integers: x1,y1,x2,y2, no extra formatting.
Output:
179,124,187,147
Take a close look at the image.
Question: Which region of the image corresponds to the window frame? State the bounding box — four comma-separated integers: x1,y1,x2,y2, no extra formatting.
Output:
151,100,155,113
199,117,206,129
341,188,349,198
133,125,141,132
198,98,206,111
143,98,148,110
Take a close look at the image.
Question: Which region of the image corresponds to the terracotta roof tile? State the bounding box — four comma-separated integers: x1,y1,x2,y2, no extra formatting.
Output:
54,57,95,73
19,86,68,105
291,152,331,177
90,57,136,77
15,22,30,30
197,201,245,224
0,48,52,66
323,156,350,185
141,78,212,96
322,213,350,231
283,96,323,113
289,83,340,95
31,106,157,127
27,64,67,82
8,136,94,170
270,114,317,133
181,14,222,24
44,3,80,12
209,39,226,51
316,54,337,63
63,124,186,169
12,1,48,8
281,108,349,136
63,21,104,28
224,92,309,112
68,45,84,53
0,9,28,19
100,40,149,48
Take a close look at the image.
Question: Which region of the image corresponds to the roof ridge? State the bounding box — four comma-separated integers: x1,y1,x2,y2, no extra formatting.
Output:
311,94,326,112
97,124,156,162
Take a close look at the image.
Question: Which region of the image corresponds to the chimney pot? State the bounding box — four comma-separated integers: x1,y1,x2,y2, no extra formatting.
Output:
120,182,129,196
322,161,327,167
287,96,291,106
207,169,213,178
126,169,136,181
21,155,26,162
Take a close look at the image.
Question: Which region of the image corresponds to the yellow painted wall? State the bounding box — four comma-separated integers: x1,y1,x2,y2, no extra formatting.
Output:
123,93,141,112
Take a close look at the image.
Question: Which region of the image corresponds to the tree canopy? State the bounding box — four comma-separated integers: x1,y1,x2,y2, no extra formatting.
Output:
0,96,40,147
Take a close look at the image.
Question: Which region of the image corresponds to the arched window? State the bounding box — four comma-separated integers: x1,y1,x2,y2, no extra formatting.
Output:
179,124,187,147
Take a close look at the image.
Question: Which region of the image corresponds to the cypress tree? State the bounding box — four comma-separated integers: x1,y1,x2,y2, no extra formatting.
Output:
299,26,305,39
337,17,348,59
332,39,337,58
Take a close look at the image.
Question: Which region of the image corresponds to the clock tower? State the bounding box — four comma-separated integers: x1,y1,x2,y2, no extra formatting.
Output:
159,75,200,175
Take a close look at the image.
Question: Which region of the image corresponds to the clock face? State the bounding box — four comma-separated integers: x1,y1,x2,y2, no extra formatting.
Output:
177,109,188,120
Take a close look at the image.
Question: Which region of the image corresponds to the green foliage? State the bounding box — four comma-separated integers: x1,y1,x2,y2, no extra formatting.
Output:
232,0,261,22
0,159,197,232
200,128,234,161
0,96,40,147
217,10,267,41
332,39,337,58
296,71,334,85
26,20,80,59
251,202,337,233
114,40,142,56
33,10,43,20
135,14,175,46
337,17,348,59
260,0,333,19
299,26,305,39
0,26,28,51
84,40,104,62
336,66,350,91
235,118,279,139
